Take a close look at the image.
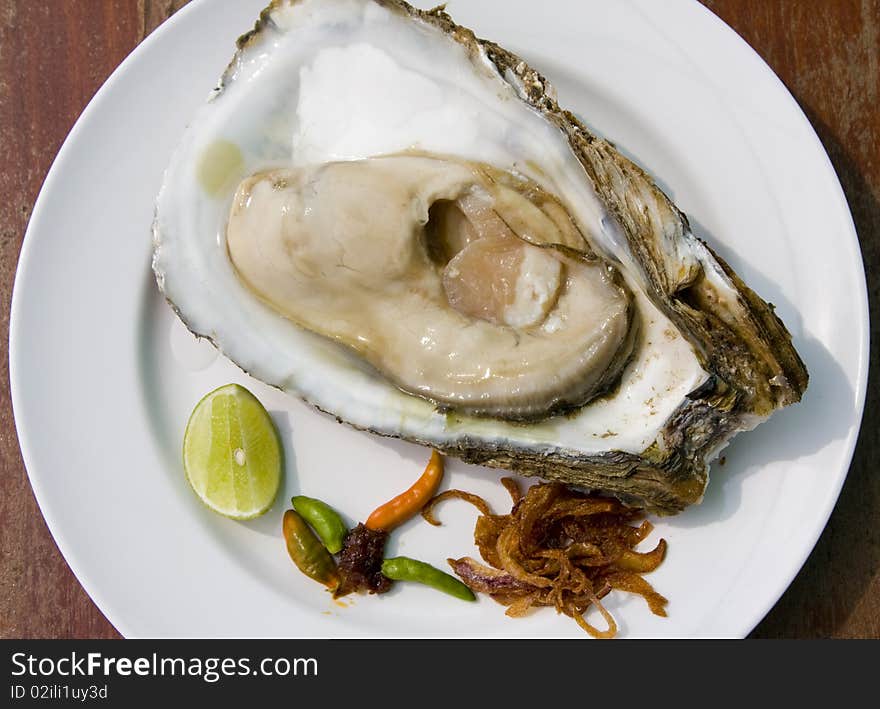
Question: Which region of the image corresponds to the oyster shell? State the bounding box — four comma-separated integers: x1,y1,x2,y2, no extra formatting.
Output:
152,0,808,513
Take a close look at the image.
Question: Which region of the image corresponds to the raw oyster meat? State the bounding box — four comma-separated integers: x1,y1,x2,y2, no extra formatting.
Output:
152,0,808,513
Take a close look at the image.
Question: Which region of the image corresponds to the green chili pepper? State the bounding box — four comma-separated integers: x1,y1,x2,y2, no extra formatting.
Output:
282,509,339,590
380,557,476,601
292,495,348,554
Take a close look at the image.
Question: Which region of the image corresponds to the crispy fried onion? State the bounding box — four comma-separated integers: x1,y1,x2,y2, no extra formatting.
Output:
421,489,493,526
444,481,668,639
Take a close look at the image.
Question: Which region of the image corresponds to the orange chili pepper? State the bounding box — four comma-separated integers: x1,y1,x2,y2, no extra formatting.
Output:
365,450,444,532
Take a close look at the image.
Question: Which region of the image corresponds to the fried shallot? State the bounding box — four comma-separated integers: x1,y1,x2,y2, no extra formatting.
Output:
435,481,668,638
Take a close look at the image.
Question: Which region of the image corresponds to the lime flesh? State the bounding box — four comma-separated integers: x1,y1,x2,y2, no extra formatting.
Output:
183,384,282,519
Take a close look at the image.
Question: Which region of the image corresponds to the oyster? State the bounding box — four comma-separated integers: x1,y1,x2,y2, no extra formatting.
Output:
152,0,808,513
226,155,637,420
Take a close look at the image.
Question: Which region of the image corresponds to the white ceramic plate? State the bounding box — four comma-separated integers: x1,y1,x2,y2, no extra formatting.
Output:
10,0,868,638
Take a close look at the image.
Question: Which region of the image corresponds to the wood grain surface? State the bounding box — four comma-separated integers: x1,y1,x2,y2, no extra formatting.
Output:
1,0,877,639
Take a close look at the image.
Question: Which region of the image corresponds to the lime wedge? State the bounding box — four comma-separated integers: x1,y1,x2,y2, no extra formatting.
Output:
183,383,282,520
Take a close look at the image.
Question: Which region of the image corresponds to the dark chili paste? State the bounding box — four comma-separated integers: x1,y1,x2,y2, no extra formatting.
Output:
334,523,392,597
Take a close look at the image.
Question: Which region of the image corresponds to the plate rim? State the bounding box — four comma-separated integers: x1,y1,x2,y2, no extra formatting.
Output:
684,0,870,636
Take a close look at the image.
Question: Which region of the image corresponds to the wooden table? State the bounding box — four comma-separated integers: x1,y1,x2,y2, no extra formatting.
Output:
0,0,876,639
